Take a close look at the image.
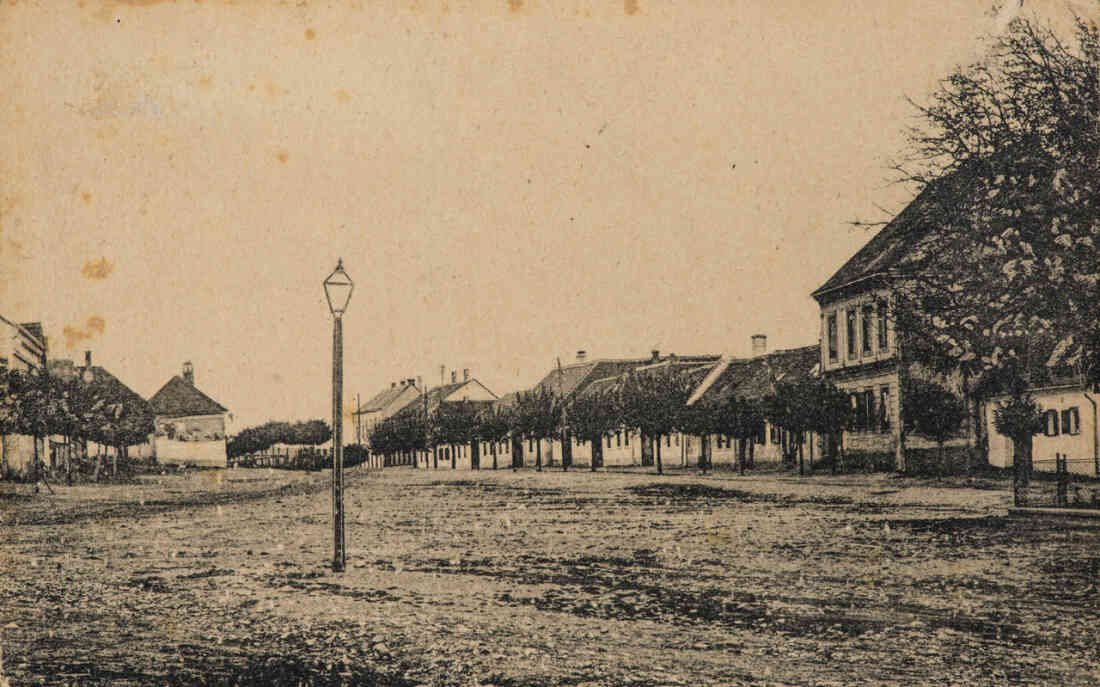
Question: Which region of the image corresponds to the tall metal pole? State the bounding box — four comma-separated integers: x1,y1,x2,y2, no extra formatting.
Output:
332,314,346,573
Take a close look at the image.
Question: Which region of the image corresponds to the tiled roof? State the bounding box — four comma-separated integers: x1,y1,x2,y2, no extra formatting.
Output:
391,380,496,419
48,359,150,412
534,355,720,401
812,171,968,300
149,375,228,418
358,383,419,414
695,346,820,405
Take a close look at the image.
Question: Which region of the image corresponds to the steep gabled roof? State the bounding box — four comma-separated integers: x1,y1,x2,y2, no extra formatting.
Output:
534,355,720,402
391,379,497,419
48,359,150,413
812,171,969,301
149,375,228,418
357,383,420,415
695,346,820,405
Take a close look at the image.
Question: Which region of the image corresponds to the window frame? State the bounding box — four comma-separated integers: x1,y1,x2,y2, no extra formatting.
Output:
846,308,858,360
1044,409,1060,437
827,313,839,362
861,303,874,355
877,300,889,351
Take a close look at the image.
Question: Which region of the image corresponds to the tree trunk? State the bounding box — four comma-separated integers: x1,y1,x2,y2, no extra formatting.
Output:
656,435,663,475
1012,435,1032,506
536,439,542,472
492,442,498,470
737,438,745,476
591,437,602,471
797,435,804,476
748,438,755,469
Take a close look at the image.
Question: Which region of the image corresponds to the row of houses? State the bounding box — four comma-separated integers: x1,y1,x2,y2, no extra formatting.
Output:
0,316,232,477
355,176,1099,476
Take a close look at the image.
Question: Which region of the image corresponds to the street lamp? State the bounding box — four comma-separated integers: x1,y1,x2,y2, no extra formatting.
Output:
323,258,354,572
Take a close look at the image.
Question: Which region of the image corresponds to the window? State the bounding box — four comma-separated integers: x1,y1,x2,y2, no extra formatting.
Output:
607,435,612,448
625,431,630,446
1044,410,1060,437
529,439,534,452
1062,407,1080,436
666,434,671,447
879,386,891,432
770,424,780,444
616,431,622,447
861,304,874,355
851,390,875,431
846,308,858,360
877,301,888,351
827,313,838,362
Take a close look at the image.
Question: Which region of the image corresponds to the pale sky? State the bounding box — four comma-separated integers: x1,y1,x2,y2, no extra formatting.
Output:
0,0,1091,430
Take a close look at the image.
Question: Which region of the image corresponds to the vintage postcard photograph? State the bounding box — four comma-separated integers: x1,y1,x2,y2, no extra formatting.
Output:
1,0,1098,684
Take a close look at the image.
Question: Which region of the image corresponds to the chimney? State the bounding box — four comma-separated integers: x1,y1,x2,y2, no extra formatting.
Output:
751,334,767,357
463,368,469,382
85,350,92,367
451,370,457,384
651,349,660,362
576,350,586,363
182,361,194,385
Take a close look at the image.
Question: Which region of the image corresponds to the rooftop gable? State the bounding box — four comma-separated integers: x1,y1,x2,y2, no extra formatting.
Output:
149,375,228,418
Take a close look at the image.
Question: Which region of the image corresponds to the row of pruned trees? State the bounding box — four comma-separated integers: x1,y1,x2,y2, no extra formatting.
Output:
367,368,943,475
226,419,331,459
0,367,154,479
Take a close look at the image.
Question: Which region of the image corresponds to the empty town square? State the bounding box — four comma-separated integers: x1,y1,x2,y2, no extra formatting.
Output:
2,466,1098,686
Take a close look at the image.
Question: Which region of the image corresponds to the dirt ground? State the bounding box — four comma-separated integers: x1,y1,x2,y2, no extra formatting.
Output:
1,466,1098,686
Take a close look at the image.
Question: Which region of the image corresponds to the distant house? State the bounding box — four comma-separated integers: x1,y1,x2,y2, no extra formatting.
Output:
531,350,720,469
386,369,497,469
353,378,422,447
0,316,48,478
48,351,154,470
687,339,821,467
148,361,230,468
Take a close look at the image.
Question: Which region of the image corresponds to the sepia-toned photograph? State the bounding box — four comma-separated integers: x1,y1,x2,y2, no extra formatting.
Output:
1,0,1098,684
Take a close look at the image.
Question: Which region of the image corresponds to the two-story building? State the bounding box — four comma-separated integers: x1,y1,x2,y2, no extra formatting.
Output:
354,378,422,447
811,174,981,471
0,316,49,478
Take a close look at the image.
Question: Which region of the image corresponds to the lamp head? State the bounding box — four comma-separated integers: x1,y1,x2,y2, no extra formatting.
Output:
323,258,354,316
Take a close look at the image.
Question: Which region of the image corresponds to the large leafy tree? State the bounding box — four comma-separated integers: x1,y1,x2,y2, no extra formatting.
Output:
476,405,512,470
714,396,764,476
890,14,1100,473
679,401,722,472
618,367,695,475
511,387,560,471
435,400,481,469
902,377,967,475
566,388,621,471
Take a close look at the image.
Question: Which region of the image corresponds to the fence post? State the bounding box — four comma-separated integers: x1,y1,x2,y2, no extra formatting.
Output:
1056,454,1068,508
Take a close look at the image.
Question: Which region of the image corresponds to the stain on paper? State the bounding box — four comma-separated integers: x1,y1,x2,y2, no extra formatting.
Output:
63,316,107,349
82,257,114,280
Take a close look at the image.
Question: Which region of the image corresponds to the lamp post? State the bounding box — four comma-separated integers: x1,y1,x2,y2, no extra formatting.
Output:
324,258,354,572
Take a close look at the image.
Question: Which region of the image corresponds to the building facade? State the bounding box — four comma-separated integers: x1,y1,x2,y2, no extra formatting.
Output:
148,361,230,468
